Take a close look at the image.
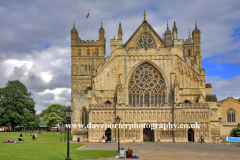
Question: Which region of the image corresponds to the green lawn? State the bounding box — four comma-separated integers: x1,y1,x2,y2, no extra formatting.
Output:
0,131,118,160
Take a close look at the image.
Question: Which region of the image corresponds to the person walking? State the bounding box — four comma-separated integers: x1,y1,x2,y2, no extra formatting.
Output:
200,135,205,143
100,135,102,143
133,136,136,143
105,136,108,143
216,136,220,144
103,136,105,143
157,136,161,143
32,134,35,141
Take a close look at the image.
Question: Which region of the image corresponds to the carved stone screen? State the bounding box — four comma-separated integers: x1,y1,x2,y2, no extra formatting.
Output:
136,33,155,50
128,63,166,106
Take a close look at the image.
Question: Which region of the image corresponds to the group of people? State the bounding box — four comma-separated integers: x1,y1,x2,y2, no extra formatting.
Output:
119,147,138,158
100,135,108,143
17,132,37,141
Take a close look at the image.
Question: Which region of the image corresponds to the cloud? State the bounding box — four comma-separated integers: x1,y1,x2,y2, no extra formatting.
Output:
0,0,240,113
206,75,240,101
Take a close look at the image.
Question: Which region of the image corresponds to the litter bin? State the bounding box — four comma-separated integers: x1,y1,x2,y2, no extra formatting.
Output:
77,138,80,142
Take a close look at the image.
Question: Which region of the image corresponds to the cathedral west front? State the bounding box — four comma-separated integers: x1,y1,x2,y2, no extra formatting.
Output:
70,12,223,143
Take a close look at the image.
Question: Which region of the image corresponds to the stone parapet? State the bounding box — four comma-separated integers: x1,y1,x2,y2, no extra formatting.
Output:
182,103,209,108
89,104,116,109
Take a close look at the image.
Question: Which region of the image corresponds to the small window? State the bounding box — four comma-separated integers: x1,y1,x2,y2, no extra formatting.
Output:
170,131,172,136
100,90,104,94
161,131,164,136
79,50,81,56
87,49,90,55
188,49,191,56
96,49,98,54
166,131,168,136
85,66,87,71
89,66,90,70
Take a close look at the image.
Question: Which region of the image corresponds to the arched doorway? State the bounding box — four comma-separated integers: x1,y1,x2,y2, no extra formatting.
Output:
143,124,154,142
105,128,111,142
188,128,194,142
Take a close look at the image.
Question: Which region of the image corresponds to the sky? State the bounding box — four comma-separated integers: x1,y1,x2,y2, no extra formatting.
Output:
0,0,240,114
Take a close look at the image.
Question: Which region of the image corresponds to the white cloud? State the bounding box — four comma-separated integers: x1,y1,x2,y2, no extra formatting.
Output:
206,75,240,101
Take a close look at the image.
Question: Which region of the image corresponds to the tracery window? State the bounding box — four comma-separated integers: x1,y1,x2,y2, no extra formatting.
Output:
82,108,87,127
128,63,166,106
188,49,191,56
79,49,81,56
227,108,236,122
136,33,155,50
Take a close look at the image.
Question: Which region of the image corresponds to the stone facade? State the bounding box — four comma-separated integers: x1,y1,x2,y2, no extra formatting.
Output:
70,12,222,143
220,97,240,140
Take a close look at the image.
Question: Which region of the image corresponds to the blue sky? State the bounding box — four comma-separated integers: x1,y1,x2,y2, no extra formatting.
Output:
0,0,240,114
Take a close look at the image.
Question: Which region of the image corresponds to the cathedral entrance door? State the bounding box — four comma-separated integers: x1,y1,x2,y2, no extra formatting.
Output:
143,124,154,142
105,128,111,142
188,128,194,142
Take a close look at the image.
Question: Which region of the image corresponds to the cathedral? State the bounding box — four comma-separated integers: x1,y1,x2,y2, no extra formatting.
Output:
70,12,223,143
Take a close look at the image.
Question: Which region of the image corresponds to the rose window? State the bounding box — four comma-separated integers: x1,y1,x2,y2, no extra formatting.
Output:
128,63,166,106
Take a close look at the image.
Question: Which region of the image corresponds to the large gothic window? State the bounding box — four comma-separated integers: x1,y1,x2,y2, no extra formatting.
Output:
136,33,155,50
227,108,236,122
128,63,166,106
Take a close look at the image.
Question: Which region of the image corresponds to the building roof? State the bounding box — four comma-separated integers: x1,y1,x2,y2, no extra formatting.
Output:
206,94,217,102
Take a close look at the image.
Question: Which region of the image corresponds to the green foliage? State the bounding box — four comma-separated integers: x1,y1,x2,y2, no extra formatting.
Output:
0,80,39,130
43,104,68,127
238,98,240,102
231,123,240,137
38,109,48,117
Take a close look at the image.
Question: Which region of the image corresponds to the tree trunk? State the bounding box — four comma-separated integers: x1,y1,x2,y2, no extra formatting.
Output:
11,125,14,132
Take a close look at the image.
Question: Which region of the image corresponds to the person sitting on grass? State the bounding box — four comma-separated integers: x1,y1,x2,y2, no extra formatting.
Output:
119,147,126,158
18,137,26,141
5,139,11,143
126,147,133,158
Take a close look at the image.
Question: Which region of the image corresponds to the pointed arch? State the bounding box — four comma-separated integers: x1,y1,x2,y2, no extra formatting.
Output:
135,31,157,50
126,61,168,106
126,60,169,105
104,100,112,105
80,107,88,128
184,99,191,103
227,108,236,122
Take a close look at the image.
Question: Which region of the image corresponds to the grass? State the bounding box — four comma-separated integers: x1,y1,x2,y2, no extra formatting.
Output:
0,131,118,160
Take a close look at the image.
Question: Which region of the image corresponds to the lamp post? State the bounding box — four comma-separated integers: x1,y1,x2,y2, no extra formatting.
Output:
115,116,121,152
64,106,73,160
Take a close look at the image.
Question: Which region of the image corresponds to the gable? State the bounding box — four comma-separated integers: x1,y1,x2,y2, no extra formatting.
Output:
195,94,205,103
124,20,166,50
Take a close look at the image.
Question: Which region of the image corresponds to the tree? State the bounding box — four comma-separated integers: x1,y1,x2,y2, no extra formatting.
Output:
43,104,69,127
39,109,48,117
0,80,39,131
231,123,240,137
